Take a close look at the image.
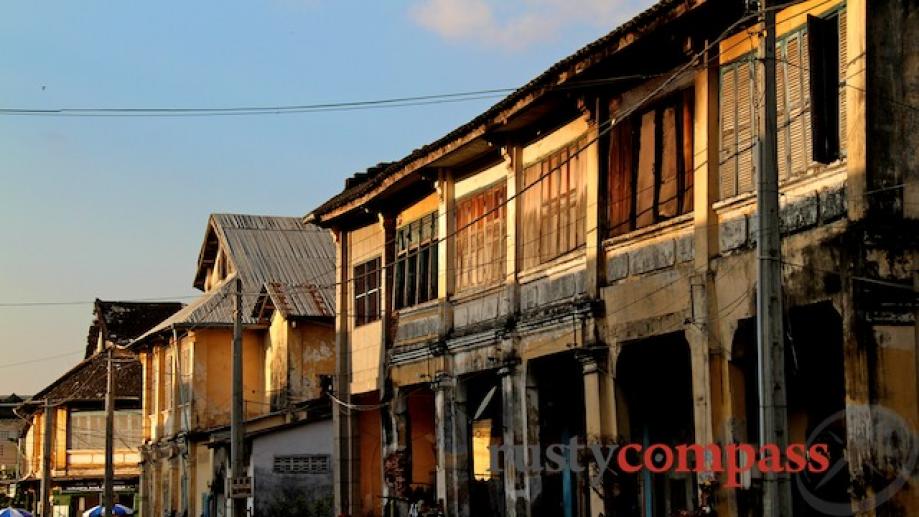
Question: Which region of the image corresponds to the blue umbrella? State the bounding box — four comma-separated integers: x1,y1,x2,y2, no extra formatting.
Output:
0,508,33,517
82,505,134,517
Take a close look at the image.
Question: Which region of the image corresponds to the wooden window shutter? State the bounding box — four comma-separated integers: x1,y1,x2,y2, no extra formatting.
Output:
736,59,756,195
522,164,540,269
658,105,680,218
808,13,841,164
609,118,634,236
680,90,694,213
838,10,847,152
777,42,790,181
785,34,807,176
719,65,738,199
570,146,582,248
635,111,657,227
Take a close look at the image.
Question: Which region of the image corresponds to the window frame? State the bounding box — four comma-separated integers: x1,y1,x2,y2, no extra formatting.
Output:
718,7,846,200
454,181,507,292
393,212,439,310
521,137,589,268
608,89,695,237
353,257,381,326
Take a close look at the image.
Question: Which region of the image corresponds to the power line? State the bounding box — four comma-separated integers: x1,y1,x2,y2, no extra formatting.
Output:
0,89,515,118
0,350,85,369
4,2,916,308
0,295,200,308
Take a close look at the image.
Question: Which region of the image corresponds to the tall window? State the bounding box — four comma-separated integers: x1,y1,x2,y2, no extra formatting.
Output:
69,409,142,450
353,257,381,326
609,91,694,237
719,9,846,199
521,138,588,268
393,213,438,309
455,182,506,291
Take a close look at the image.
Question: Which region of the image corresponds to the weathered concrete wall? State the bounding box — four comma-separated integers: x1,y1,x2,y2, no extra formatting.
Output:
348,223,384,395
452,287,512,331
265,312,335,408
193,329,266,430
326,1,919,515
867,0,919,219
250,420,333,517
291,320,336,403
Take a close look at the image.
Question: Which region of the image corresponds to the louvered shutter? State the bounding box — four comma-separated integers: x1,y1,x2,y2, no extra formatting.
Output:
659,105,679,218
736,59,756,194
680,91,695,212
786,34,807,176
777,42,790,181
635,111,657,226
801,33,814,169
719,66,738,199
838,10,847,152
609,119,634,235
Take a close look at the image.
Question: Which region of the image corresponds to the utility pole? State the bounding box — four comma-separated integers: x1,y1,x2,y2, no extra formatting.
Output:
39,399,52,517
104,346,115,517
230,277,247,517
756,1,792,516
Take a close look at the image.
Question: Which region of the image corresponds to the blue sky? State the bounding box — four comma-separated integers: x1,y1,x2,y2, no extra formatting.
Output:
0,0,653,394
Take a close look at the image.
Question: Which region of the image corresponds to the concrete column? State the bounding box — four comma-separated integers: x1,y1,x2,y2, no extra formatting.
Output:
585,105,606,299
685,327,715,451
382,389,409,517
505,144,522,314
499,362,529,517
577,347,614,517
845,0,867,220
839,290,876,512
693,54,720,270
380,213,396,387
433,373,470,517
437,169,455,336
331,228,359,517
523,367,542,514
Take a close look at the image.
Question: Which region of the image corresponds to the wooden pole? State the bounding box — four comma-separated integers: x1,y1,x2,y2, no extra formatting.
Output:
230,277,247,516
39,399,52,517
104,346,115,517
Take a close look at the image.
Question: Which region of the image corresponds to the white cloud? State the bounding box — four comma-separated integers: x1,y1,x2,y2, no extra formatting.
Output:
409,0,653,51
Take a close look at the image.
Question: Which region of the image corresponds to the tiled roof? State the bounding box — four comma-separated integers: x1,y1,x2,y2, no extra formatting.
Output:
132,214,335,345
20,348,140,414
85,300,185,358
0,394,28,419
308,0,701,220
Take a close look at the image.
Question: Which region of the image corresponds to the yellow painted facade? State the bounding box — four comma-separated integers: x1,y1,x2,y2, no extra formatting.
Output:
318,1,919,516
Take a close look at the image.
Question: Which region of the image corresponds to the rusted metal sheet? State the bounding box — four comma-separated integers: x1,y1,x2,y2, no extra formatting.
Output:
134,214,335,343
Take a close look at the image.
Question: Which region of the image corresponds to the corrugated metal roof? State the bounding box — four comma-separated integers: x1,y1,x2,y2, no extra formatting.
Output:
255,280,334,320
133,214,335,344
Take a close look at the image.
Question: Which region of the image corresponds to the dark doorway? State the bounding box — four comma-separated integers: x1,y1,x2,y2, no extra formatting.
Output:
530,352,586,517
786,303,849,516
465,372,506,517
730,302,849,516
617,332,696,517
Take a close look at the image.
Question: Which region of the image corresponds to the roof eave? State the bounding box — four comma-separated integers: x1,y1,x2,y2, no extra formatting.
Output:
307,0,707,225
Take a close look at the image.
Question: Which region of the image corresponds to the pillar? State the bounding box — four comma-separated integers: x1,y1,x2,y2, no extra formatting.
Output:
382,388,409,517
577,346,615,517
433,373,470,517
499,362,529,517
